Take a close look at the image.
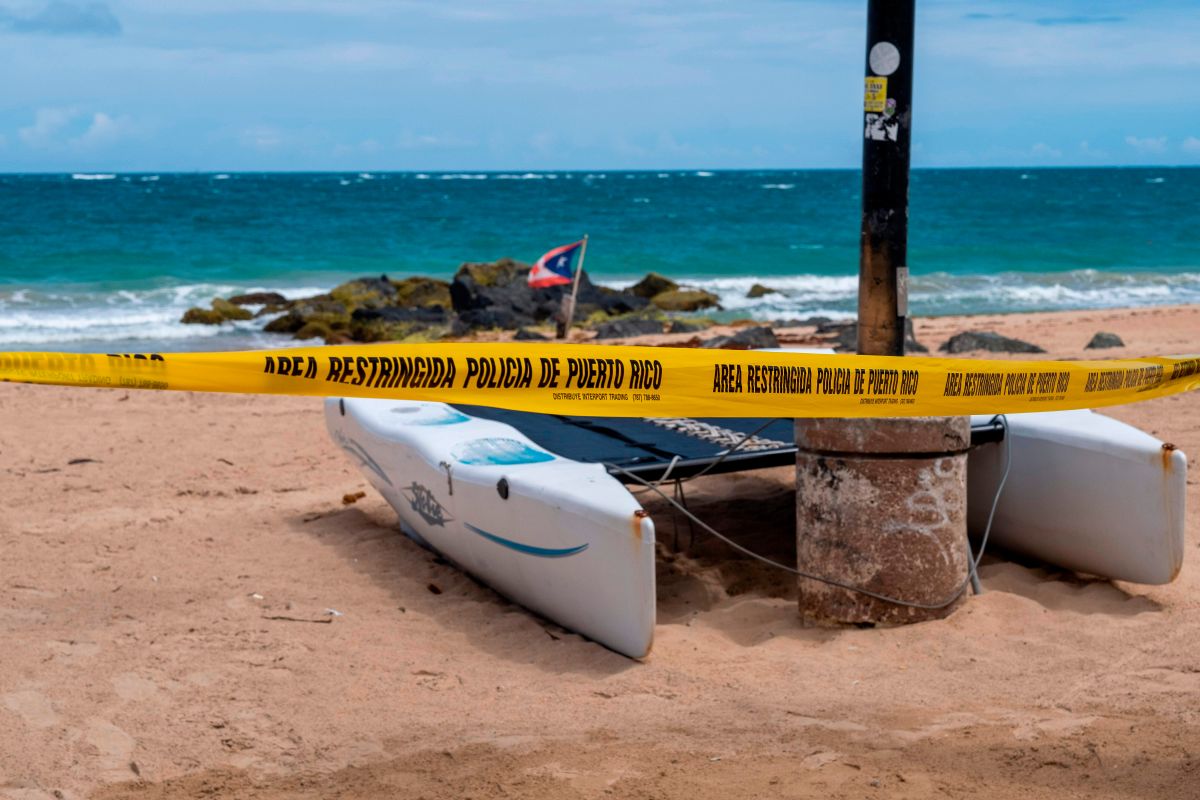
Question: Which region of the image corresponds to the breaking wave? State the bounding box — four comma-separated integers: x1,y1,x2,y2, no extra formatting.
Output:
607,270,1200,321
0,284,323,350
2,269,1197,350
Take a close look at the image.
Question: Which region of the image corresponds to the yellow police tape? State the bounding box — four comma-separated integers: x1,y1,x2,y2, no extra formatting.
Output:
1,344,1198,418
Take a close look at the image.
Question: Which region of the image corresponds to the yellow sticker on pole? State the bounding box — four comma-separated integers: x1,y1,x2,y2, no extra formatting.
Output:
1,345,1198,419
864,77,888,112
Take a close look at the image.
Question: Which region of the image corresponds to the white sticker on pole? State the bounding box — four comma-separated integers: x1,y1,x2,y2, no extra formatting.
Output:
869,42,901,76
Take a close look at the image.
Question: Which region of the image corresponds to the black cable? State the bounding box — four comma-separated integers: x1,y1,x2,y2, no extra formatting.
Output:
607,414,1013,611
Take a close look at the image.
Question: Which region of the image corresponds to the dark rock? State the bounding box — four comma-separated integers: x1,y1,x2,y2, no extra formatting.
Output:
294,321,334,341
261,276,453,342
1085,331,1125,350
450,258,646,331
593,318,664,340
348,306,451,343
183,297,255,324
903,323,932,354
262,311,304,335
451,258,530,306
263,312,304,334
450,258,540,329
533,272,647,322
390,276,451,310
815,322,857,352
771,317,827,328
939,330,1045,354
514,328,549,341
702,326,780,350
629,272,679,299
211,297,253,321
746,283,778,298
291,295,347,317
456,307,534,331
667,319,712,334
254,302,292,317
330,275,398,311
797,316,833,327
351,320,448,343
262,296,348,335
226,291,287,307
248,270,458,342
351,306,450,324
817,320,928,353
181,307,225,325
575,282,649,317
650,289,721,312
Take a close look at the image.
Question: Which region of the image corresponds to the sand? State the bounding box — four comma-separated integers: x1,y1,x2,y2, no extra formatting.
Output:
1,304,1198,799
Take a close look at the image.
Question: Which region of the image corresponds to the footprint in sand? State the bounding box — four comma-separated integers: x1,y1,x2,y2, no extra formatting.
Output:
46,639,100,666
82,718,136,780
2,690,59,729
112,673,160,702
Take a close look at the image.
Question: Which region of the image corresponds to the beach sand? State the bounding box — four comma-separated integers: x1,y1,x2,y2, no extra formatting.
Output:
2,304,1198,799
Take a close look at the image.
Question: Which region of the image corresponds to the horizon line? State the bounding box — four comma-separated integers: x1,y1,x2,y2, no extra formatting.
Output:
2,164,1198,176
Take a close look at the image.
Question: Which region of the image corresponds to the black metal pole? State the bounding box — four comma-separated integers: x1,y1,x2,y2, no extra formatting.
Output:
857,0,915,356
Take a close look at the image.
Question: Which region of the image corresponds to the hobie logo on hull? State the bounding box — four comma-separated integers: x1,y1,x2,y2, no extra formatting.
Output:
403,482,450,526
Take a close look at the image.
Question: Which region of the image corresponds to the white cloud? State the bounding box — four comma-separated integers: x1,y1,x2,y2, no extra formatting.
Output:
926,4,1200,72
3,1,1195,170
1031,142,1062,158
18,107,138,150
395,131,474,149
18,107,82,147
331,138,382,157
239,125,283,151
322,42,410,65
71,112,136,148
1125,135,1167,154
528,130,558,155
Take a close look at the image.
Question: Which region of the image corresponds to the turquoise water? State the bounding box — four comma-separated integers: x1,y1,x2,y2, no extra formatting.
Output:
0,168,1197,350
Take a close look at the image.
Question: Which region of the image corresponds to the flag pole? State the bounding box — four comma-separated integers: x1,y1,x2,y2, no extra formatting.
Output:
557,234,588,339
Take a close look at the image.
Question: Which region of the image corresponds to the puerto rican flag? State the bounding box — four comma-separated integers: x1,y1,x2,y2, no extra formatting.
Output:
527,240,583,288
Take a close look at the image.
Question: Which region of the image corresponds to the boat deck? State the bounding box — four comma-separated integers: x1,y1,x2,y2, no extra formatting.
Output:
454,406,1005,482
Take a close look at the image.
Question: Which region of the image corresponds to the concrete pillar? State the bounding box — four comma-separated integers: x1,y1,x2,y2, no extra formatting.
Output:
795,416,971,625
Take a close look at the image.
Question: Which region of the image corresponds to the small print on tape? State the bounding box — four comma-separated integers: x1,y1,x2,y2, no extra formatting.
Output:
1,344,1198,420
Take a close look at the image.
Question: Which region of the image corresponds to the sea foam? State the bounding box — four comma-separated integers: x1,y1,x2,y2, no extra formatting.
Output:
603,270,1200,322
0,284,326,349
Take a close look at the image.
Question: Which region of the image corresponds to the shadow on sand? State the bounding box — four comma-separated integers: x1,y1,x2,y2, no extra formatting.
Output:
288,503,638,677
291,464,1163,665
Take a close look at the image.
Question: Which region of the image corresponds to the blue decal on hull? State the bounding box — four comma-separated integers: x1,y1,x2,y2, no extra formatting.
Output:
464,523,588,558
390,405,470,425
452,438,555,466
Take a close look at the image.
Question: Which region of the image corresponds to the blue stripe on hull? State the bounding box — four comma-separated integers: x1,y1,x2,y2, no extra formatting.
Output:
464,523,589,558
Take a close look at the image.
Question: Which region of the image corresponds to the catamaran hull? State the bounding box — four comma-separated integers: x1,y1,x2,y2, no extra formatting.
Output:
968,410,1186,585
327,396,1183,658
325,397,657,658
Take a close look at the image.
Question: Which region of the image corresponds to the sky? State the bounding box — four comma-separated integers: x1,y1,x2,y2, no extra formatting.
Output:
1,0,1198,171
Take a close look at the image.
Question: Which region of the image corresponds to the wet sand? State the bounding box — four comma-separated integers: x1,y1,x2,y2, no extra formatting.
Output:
1,304,1198,799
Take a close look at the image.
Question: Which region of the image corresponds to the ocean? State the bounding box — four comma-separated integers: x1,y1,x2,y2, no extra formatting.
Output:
1,168,1197,352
